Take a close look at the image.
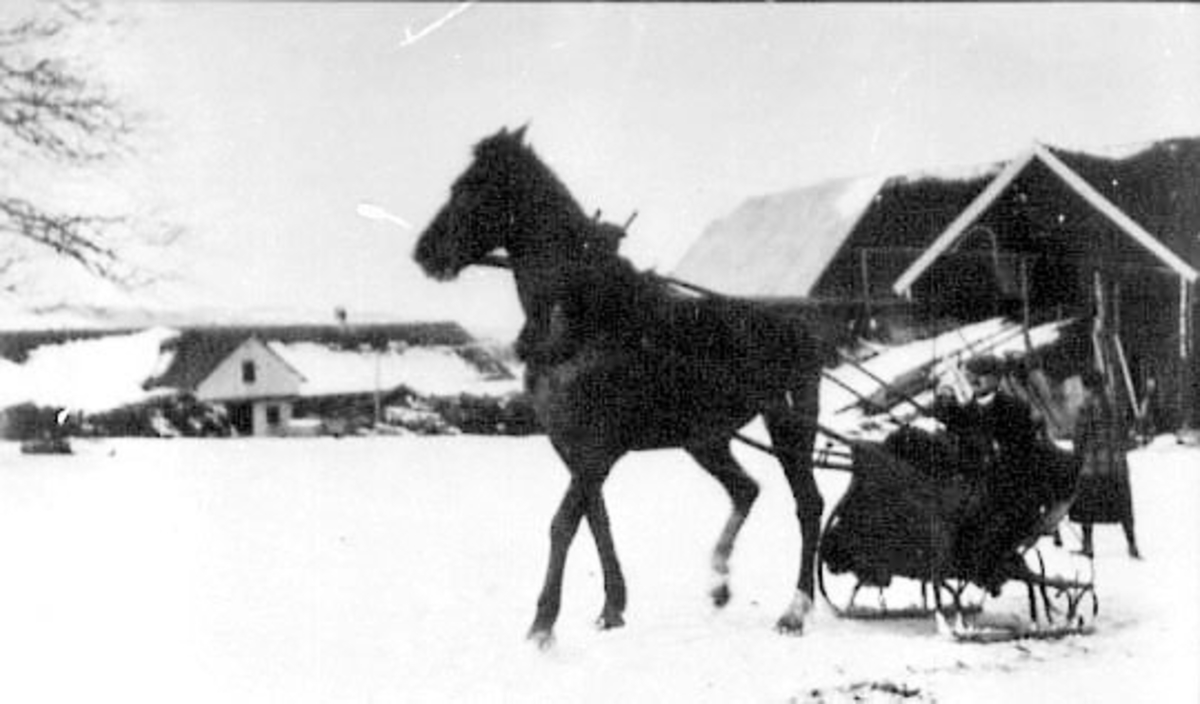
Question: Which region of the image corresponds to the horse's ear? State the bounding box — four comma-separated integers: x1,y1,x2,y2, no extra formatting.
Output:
513,122,529,144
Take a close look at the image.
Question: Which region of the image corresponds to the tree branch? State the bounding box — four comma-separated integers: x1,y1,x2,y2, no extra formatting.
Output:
0,2,175,294
0,196,175,289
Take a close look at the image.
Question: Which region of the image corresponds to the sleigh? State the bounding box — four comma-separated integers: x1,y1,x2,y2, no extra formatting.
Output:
815,424,1097,641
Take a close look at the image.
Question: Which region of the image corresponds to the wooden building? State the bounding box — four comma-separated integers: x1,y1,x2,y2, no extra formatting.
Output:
673,137,1200,427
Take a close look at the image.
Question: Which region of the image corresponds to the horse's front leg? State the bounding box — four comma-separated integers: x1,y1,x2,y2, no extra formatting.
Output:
585,487,626,630
555,442,625,630
530,446,621,648
528,477,588,648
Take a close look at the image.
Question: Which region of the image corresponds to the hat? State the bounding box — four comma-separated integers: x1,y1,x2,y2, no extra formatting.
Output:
964,355,1005,378
1080,368,1105,392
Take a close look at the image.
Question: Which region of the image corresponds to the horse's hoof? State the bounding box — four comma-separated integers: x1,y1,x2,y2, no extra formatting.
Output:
595,612,625,630
710,583,732,608
775,591,814,635
775,615,806,635
527,627,556,650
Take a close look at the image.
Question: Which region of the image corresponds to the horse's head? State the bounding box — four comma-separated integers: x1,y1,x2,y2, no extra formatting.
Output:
414,125,537,280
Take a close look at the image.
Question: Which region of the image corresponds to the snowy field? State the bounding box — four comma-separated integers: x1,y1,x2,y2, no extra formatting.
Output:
0,435,1196,703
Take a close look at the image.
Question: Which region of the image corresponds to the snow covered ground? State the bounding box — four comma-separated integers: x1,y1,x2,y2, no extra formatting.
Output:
0,435,1195,703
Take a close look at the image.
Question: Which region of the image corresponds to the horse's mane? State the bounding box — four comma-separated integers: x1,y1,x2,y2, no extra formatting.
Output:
481,129,818,384
474,130,673,321
524,225,820,391
474,130,588,224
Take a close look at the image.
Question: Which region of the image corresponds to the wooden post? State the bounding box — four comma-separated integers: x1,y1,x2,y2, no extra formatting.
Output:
1092,269,1118,407
859,248,872,334
1092,269,1106,373
1021,256,1030,330
1113,280,1122,340
1182,276,1196,429
1114,334,1138,419
1020,256,1034,356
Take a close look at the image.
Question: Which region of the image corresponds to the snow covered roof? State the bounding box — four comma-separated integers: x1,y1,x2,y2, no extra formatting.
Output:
673,175,886,297
0,328,178,413
270,342,521,399
144,322,476,392
1,322,516,414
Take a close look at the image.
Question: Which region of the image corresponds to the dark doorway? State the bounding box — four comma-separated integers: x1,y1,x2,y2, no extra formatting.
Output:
228,403,253,435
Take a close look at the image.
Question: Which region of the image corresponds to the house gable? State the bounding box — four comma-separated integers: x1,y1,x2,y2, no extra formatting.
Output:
194,336,304,402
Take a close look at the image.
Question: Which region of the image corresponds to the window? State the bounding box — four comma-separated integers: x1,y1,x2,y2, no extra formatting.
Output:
265,405,281,426
242,360,257,384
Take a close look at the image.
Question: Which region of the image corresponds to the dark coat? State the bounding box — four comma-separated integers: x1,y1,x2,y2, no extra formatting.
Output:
1069,395,1134,525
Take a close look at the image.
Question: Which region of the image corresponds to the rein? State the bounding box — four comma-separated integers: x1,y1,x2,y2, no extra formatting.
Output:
469,223,951,464
477,253,512,270
473,250,894,463
473,250,714,298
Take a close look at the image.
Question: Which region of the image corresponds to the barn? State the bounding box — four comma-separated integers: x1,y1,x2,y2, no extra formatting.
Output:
673,136,1200,429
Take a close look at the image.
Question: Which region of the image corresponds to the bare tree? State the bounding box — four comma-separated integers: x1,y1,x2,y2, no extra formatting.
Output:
0,1,178,295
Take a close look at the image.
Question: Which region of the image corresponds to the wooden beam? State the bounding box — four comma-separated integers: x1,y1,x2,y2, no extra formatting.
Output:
893,149,1036,295
1031,143,1198,282
894,142,1200,296
1114,333,1139,418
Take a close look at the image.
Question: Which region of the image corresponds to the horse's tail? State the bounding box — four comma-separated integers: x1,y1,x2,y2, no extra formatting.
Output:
774,315,827,406
757,313,824,453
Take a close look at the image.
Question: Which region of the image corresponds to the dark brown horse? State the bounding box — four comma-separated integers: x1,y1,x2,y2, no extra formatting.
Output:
414,126,826,648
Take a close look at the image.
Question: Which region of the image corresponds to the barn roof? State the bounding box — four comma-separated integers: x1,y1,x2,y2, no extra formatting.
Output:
893,143,1199,294
671,136,1200,301
672,175,886,298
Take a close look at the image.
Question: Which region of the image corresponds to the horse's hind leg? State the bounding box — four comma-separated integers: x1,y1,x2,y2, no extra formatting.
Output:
687,441,760,608
765,384,823,634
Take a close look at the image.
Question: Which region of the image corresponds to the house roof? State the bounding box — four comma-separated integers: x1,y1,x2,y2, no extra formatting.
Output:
151,330,253,391
268,341,521,398
146,322,475,393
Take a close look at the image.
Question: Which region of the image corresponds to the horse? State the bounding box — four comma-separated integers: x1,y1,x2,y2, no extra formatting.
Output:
413,126,826,648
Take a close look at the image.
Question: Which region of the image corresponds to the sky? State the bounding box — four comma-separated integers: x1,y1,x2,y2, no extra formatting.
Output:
10,2,1200,339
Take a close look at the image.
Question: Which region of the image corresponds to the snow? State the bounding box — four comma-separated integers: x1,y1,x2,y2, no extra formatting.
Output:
0,434,1195,703
818,317,1070,438
0,330,519,416
896,160,1006,186
269,341,522,399
0,328,179,413
833,175,888,219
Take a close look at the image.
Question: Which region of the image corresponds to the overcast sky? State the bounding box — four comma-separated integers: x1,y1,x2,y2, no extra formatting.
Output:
18,2,1200,339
